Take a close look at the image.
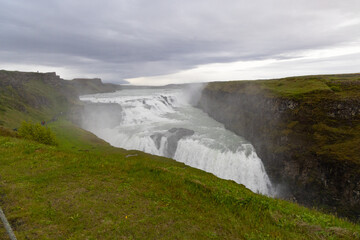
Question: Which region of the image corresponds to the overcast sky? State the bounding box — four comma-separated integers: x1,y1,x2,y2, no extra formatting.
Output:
1,0,360,85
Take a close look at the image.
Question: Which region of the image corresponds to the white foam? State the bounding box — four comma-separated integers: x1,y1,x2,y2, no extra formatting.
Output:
174,139,272,195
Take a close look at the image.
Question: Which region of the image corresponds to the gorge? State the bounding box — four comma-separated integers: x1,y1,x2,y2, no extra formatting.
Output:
78,74,360,221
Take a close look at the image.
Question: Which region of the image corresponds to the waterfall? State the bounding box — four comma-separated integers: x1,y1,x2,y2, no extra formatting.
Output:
80,88,274,196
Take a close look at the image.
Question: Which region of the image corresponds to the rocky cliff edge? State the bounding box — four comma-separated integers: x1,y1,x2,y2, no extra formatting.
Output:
198,74,360,221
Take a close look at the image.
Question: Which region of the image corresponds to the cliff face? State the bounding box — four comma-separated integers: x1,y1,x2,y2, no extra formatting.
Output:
198,75,360,221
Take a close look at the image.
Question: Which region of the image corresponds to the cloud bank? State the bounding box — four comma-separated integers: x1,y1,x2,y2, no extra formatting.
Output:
0,0,360,84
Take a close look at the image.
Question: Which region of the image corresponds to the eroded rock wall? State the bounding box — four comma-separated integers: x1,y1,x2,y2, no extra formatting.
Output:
198,84,360,221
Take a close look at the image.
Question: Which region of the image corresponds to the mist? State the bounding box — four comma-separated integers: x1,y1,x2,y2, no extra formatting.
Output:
80,102,123,132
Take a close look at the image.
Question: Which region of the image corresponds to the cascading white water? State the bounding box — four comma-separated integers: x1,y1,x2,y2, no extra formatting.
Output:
80,88,273,196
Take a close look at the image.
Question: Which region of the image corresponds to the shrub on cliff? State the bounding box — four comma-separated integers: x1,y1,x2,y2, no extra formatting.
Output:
18,121,57,145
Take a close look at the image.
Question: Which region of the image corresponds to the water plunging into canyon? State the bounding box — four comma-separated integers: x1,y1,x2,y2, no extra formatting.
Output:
80,87,273,196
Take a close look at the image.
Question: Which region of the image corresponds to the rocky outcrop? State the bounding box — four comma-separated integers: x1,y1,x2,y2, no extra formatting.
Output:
151,128,195,158
198,81,360,221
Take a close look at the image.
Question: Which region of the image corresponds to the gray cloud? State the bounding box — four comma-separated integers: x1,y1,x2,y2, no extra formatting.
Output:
0,0,360,83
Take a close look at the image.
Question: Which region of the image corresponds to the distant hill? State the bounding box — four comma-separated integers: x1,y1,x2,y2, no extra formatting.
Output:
0,70,121,128
70,77,122,95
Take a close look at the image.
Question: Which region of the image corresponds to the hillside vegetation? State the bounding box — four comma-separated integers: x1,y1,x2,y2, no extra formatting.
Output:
1,121,360,239
1,70,360,239
0,70,121,129
0,71,74,128
208,73,360,98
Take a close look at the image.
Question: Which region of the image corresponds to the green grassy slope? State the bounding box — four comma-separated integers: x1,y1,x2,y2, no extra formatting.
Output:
208,73,360,97
0,70,77,128
0,70,121,129
1,122,360,239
